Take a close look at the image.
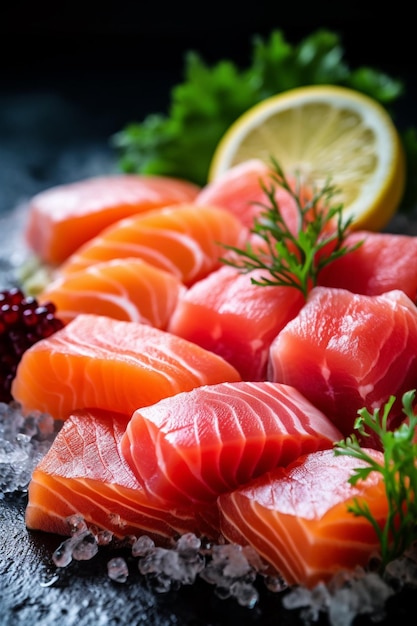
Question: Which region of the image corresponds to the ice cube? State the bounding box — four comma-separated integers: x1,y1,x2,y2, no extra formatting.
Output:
132,535,155,557
52,538,75,568
229,580,259,608
176,532,201,556
71,530,99,561
66,514,88,535
107,557,129,583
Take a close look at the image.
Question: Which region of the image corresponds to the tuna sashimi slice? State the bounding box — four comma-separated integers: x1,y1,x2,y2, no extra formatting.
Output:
168,265,304,380
38,257,185,328
318,230,417,301
26,409,220,543
25,174,201,265
120,381,342,506
217,448,387,588
11,314,241,421
58,203,248,286
268,287,417,443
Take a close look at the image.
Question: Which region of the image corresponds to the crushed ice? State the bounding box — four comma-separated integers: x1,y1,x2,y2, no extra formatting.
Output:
137,533,205,590
45,514,417,623
107,557,129,583
52,530,99,567
51,520,271,608
282,571,394,626
133,534,272,606
0,401,61,496
2,400,417,622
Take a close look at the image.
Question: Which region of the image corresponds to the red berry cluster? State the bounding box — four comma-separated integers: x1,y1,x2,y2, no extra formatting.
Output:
0,287,64,403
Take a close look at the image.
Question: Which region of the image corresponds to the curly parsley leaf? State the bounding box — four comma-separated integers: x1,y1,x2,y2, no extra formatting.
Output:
334,390,417,569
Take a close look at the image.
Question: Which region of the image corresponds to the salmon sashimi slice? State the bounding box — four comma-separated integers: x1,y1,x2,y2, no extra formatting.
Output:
196,158,315,232
318,230,417,302
26,409,220,543
268,287,417,444
58,203,248,286
168,264,305,380
25,174,201,265
217,448,387,588
38,257,185,328
196,160,273,229
120,381,343,506
11,313,241,421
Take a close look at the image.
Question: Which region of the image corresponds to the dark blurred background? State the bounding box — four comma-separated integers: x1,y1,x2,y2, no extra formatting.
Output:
1,2,413,120
0,2,414,212
1,3,412,71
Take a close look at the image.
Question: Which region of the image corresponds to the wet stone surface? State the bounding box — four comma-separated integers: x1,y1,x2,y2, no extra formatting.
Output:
0,493,416,626
0,494,300,626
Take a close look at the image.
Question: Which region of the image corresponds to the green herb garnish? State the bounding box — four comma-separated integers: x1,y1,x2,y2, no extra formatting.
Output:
221,159,361,299
335,390,417,569
112,28,417,211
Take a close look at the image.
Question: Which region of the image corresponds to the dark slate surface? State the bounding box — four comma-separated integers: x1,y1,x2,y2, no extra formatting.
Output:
1,493,417,626
0,494,295,626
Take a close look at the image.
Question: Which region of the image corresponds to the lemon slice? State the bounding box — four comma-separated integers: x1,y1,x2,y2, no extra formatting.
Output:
208,85,405,231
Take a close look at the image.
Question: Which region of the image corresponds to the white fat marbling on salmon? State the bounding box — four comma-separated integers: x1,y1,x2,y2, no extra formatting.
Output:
217,448,386,587
11,314,241,421
72,228,209,279
62,318,215,390
219,493,302,582
268,287,417,443
168,263,305,380
26,410,216,541
40,258,184,328
121,381,342,506
33,176,199,219
58,204,248,286
26,176,201,265
28,475,189,536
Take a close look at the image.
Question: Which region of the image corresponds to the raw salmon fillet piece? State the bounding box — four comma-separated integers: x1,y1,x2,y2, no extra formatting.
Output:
58,203,248,286
121,381,342,506
168,264,304,380
268,286,417,443
26,408,220,543
318,230,417,301
218,448,387,587
196,160,275,229
11,314,241,421
25,174,200,265
38,257,185,328
196,158,314,232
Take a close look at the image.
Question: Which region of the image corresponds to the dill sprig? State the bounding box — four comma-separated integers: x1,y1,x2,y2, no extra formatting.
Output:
334,390,417,569
221,159,362,299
